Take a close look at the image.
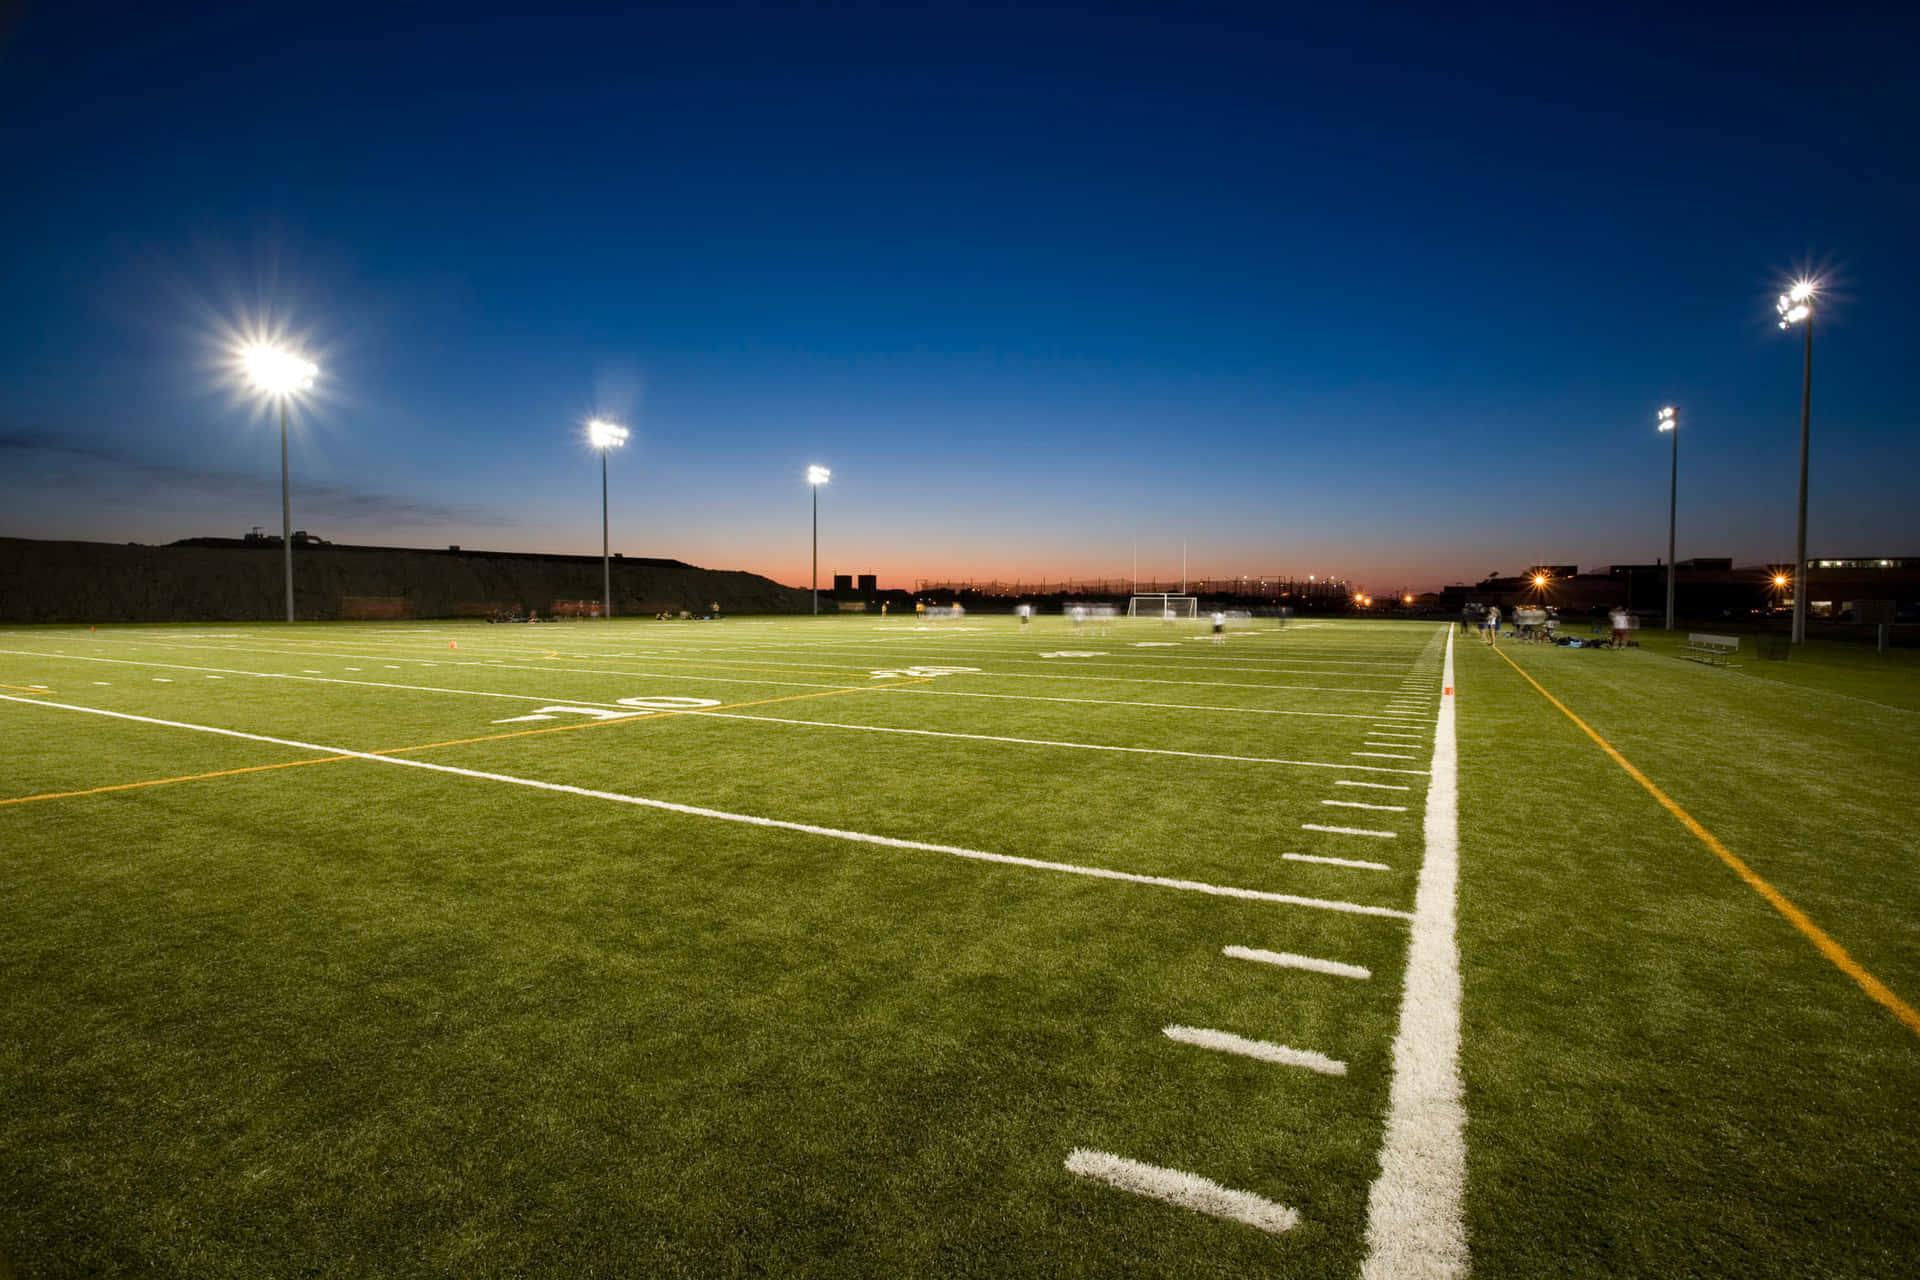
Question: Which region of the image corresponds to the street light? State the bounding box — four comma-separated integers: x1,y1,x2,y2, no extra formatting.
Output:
588,418,628,619
1658,405,1678,631
241,341,318,624
807,464,830,614
1776,279,1816,644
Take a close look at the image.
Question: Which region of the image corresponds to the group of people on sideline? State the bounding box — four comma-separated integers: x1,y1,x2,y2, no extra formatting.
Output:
1462,604,1639,649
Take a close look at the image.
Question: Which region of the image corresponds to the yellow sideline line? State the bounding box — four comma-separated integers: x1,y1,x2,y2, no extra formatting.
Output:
1490,645,1920,1041
0,683,54,695
0,681,922,808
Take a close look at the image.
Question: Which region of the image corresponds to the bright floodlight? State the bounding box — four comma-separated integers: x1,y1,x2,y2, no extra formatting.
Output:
588,418,628,450
1774,574,1788,587
1776,280,1816,328
242,342,317,396
1658,406,1677,432
807,464,831,485
1533,573,1548,587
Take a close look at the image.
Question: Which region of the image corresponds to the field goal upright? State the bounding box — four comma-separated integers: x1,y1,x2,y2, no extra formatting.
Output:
1126,593,1199,620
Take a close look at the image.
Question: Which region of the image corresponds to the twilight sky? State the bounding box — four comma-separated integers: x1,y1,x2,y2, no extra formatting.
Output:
3,0,1916,593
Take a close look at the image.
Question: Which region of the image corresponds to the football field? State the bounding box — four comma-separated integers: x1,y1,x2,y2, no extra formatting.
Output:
0,616,1914,1277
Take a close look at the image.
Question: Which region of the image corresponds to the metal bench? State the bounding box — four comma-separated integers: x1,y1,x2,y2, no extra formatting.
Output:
1679,633,1738,665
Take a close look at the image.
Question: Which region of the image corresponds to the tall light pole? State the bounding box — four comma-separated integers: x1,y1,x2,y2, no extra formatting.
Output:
1658,406,1678,631
241,342,318,624
588,419,628,619
808,464,830,614
1776,281,1816,644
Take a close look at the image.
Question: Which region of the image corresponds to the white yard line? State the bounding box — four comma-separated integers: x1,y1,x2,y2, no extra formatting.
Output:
1322,800,1408,811
1284,852,1391,871
1337,780,1412,791
1064,1150,1301,1235
1353,751,1417,760
17,643,854,692
687,710,1425,774
0,651,1423,776
898,688,1431,721
1162,1025,1347,1075
0,693,1415,920
1361,625,1467,1280
1222,946,1369,980
1302,823,1398,838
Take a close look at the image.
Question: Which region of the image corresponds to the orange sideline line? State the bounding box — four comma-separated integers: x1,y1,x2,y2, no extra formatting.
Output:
1491,645,1920,1041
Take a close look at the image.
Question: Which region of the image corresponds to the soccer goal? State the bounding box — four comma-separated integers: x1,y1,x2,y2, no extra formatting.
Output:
1126,594,1199,620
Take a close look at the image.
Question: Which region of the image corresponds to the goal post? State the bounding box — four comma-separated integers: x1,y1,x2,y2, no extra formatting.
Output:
1126,594,1199,620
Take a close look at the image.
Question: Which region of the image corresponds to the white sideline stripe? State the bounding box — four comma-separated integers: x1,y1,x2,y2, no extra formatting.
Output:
1370,731,1422,737
1353,751,1416,759
1302,823,1398,838
1322,800,1408,811
687,710,1422,773
1366,740,1425,748
1337,780,1412,791
1222,946,1370,980
1063,1149,1301,1235
0,693,1415,921
1362,625,1467,1279
1163,1025,1348,1075
1285,852,1391,871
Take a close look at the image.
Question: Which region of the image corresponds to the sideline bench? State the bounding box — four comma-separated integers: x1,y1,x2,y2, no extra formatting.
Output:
1680,633,1738,665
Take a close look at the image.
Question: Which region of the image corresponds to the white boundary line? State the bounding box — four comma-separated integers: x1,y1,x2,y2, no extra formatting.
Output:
1361,625,1467,1278
0,693,1414,920
1064,1149,1301,1234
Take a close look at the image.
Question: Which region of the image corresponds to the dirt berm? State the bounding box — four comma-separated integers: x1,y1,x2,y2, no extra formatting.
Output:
0,537,811,622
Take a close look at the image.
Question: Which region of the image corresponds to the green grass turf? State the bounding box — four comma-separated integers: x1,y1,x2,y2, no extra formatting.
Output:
0,617,1915,1277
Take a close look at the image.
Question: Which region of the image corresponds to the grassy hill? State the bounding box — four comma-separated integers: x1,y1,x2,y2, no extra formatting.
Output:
0,537,810,622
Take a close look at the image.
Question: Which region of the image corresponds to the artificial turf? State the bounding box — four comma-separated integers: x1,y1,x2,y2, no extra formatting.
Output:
0,617,1914,1277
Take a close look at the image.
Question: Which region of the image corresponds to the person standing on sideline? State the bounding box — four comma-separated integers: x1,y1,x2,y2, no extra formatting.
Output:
1212,610,1226,641
1610,605,1632,648
1485,604,1501,645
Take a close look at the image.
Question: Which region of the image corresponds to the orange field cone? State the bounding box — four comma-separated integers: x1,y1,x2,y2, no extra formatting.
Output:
451,640,458,649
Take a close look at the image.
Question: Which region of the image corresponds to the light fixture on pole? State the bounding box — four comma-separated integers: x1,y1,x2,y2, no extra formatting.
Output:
588,418,628,619
1658,405,1678,631
1776,280,1816,644
807,464,831,615
241,342,318,624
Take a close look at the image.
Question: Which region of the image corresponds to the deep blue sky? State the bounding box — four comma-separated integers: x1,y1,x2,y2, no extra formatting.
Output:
3,0,1915,592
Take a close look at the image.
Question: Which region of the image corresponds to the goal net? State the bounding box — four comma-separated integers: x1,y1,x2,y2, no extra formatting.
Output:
1126,594,1199,620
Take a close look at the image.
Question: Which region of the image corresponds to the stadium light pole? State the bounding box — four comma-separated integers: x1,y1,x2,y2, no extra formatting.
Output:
1776,280,1816,644
588,419,628,619
808,464,830,614
241,342,318,624
1658,406,1678,630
